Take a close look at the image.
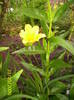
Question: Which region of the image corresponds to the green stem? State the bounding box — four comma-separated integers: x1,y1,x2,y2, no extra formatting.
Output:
25,0,28,7
44,0,53,97
49,22,52,37
45,41,50,98
46,0,52,75
47,0,52,38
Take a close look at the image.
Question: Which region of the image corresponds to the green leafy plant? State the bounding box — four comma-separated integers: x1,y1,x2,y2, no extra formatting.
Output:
12,0,74,100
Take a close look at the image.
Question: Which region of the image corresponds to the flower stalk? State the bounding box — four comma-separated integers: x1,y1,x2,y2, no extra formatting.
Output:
45,0,53,97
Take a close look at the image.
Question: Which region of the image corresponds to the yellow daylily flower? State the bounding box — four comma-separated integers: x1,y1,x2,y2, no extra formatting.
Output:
19,24,46,46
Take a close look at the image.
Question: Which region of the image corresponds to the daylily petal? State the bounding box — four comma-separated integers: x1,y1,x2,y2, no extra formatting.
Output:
38,33,46,39
19,30,25,38
22,39,28,44
34,33,46,42
32,26,39,34
25,24,32,32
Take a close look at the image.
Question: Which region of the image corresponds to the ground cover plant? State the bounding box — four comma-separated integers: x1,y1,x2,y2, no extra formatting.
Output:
0,0,74,100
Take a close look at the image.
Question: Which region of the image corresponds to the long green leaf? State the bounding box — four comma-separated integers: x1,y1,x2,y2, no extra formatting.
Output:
12,69,23,82
2,52,10,77
50,59,71,71
44,74,74,89
53,2,69,23
0,47,9,52
49,36,74,55
22,61,45,76
70,79,74,99
32,72,43,93
4,94,37,100
50,81,66,94
12,47,45,55
56,94,68,100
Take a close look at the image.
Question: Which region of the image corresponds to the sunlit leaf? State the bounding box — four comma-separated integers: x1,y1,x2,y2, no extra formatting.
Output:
0,47,9,52
0,70,23,99
12,47,45,55
12,69,23,82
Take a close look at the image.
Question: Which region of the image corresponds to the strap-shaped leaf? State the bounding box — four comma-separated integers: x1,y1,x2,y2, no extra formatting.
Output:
44,74,74,90
50,59,71,70
50,81,66,94
22,61,45,76
4,94,37,100
12,47,45,55
48,59,71,78
2,52,10,77
32,72,43,93
56,94,68,100
53,2,69,23
0,47,9,52
12,69,23,82
49,36,74,55
70,79,74,99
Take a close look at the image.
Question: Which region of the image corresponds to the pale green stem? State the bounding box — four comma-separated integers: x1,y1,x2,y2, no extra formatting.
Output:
47,0,52,38
45,0,52,97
